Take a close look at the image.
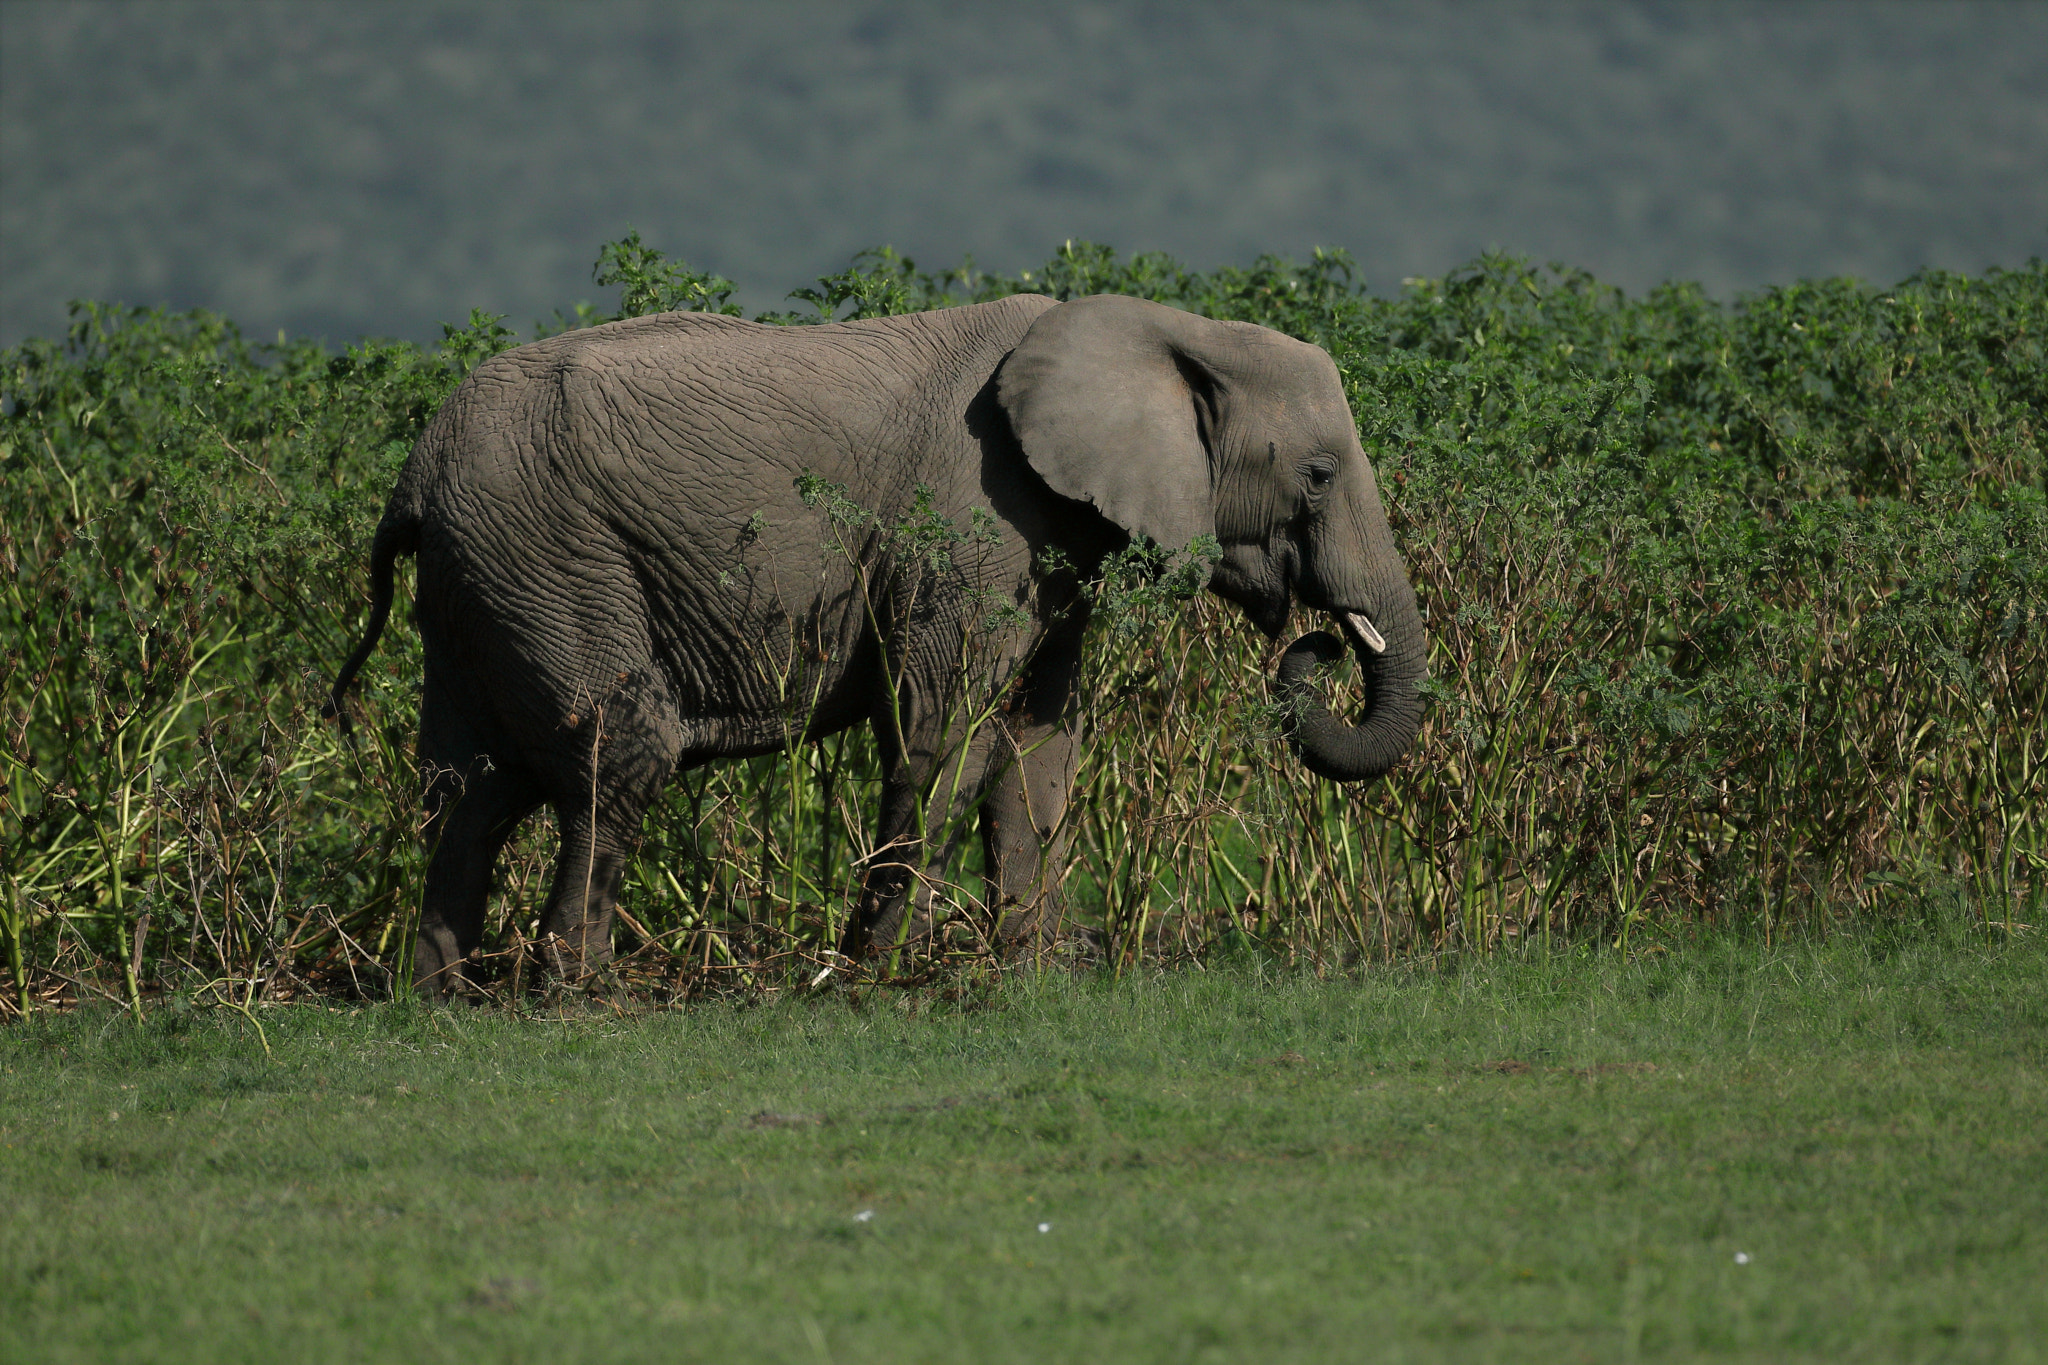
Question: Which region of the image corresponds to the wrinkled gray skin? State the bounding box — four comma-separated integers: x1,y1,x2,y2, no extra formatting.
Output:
330,294,1425,997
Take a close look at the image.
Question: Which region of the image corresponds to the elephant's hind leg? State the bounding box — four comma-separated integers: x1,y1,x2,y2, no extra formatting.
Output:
533,678,685,987
414,756,540,998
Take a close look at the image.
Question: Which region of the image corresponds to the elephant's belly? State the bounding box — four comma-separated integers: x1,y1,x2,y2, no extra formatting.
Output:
647,595,882,764
664,688,872,773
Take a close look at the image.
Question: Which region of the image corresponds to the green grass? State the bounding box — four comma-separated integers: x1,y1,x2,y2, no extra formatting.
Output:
4,929,2043,1363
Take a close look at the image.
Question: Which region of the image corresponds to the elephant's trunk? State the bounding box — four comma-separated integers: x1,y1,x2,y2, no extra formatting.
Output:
1272,583,1426,783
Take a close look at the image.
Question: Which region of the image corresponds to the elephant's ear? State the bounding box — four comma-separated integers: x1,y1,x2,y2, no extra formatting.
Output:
996,295,1218,552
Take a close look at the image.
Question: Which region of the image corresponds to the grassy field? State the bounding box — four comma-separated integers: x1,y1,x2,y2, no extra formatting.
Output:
4,926,2041,1363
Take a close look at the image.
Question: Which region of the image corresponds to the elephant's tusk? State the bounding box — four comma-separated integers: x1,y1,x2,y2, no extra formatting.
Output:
1341,611,1387,655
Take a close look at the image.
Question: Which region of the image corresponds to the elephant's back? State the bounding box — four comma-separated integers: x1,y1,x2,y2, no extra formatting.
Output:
402,292,1058,598
454,294,1052,508
524,292,1055,416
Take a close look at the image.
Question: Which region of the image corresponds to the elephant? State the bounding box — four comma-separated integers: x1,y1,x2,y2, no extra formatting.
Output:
328,292,1425,996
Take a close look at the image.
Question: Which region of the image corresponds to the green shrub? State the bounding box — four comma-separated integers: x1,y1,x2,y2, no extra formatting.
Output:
1,240,2041,1014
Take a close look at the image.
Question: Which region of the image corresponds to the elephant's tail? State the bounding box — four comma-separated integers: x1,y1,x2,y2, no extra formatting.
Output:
325,510,420,740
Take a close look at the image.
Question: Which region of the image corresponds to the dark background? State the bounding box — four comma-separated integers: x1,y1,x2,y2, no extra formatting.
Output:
4,0,2044,348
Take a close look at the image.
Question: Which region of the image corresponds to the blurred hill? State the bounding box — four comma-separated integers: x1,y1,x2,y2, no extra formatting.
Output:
4,0,2044,347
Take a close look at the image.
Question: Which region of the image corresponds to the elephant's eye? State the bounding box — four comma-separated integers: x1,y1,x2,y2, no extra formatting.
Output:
1306,464,1336,493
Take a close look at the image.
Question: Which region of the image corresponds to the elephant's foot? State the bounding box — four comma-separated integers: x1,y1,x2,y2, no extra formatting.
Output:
410,921,478,1000
994,897,1057,962
533,836,631,994
538,927,616,996
840,894,938,968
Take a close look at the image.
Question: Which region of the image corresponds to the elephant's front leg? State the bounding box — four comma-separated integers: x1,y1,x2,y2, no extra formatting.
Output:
841,609,1080,965
980,616,1086,956
839,765,929,963
981,719,1079,955
534,806,633,984
840,662,989,963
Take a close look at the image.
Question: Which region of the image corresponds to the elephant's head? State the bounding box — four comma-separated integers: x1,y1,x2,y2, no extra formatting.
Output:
998,294,1425,782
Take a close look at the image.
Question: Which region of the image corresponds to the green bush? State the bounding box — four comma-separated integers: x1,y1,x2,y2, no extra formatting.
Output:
2,238,2041,1014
